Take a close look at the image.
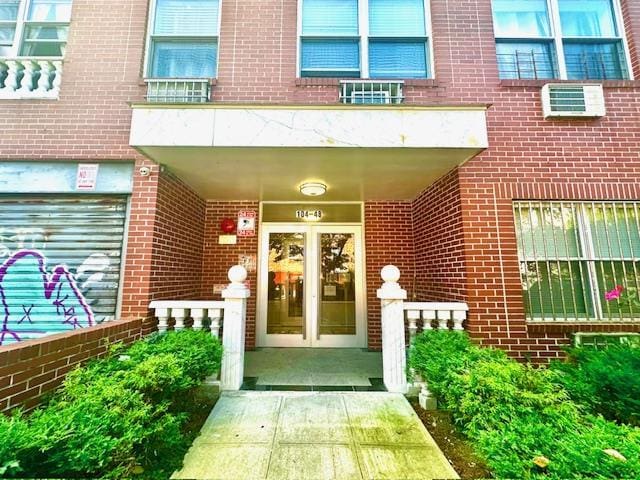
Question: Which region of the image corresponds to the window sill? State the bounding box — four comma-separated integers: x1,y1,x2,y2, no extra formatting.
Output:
500,79,640,88
527,321,640,334
295,78,438,87
139,77,217,87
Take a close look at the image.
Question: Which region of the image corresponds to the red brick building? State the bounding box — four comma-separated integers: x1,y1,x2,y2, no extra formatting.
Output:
1,0,639,362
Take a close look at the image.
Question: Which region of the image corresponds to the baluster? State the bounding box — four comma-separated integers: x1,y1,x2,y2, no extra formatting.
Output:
155,308,170,333
452,310,466,331
421,310,435,330
210,309,222,338
173,308,187,331
51,61,62,96
191,308,205,330
18,60,35,93
3,60,20,93
36,60,53,93
437,310,450,330
406,310,420,342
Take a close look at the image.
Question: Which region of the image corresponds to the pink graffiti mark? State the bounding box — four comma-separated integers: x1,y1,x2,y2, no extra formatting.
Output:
0,250,94,346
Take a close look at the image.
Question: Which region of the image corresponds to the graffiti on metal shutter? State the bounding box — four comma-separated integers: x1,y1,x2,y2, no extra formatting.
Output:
0,250,94,345
0,197,127,346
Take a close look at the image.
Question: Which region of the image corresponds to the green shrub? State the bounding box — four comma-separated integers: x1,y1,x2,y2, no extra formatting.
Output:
410,330,640,479
0,330,222,479
550,345,640,426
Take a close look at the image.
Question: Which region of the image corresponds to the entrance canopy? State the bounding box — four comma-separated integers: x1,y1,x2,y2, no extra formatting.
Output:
129,104,489,201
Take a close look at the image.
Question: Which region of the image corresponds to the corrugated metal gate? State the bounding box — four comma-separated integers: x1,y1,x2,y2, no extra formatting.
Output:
0,196,128,346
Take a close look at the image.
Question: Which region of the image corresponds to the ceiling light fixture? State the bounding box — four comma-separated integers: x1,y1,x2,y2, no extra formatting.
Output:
300,182,327,197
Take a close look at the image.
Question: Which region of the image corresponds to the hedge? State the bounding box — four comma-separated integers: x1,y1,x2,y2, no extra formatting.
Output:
550,345,640,426
0,330,222,479
409,330,640,479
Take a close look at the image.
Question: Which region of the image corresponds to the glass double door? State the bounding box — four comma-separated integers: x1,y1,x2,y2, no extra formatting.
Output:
258,224,365,347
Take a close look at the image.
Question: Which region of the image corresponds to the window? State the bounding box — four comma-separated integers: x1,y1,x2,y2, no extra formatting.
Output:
148,0,219,78
299,0,431,79
492,0,630,80
514,201,640,322
0,0,72,57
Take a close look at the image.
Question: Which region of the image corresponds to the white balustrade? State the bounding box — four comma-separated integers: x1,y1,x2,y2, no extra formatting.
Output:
148,265,250,391
377,265,469,399
0,58,63,99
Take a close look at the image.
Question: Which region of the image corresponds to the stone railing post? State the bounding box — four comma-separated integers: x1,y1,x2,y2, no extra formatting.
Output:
220,265,250,391
377,265,408,394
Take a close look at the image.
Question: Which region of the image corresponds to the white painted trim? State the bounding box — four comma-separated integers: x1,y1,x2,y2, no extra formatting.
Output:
613,0,635,80
256,222,366,348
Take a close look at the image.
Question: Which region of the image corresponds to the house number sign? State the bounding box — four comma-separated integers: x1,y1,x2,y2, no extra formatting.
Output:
295,210,323,220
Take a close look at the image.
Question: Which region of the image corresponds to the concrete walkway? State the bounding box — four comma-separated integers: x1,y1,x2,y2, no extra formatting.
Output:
172,391,459,480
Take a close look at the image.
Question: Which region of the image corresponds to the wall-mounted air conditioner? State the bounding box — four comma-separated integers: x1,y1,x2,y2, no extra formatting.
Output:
541,83,606,118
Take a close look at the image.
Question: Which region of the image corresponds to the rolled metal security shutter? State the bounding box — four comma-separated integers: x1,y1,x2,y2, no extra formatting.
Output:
0,196,128,346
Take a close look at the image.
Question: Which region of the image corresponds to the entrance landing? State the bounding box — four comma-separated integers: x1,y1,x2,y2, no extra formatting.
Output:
244,348,383,389
172,391,459,480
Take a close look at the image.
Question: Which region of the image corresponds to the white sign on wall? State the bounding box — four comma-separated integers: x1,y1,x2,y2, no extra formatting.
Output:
237,210,256,237
76,164,99,191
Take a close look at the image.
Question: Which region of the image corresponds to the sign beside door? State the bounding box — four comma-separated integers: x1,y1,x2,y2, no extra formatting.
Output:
256,224,365,348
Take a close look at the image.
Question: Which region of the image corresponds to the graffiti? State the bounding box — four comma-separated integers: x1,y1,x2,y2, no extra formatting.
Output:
0,250,94,346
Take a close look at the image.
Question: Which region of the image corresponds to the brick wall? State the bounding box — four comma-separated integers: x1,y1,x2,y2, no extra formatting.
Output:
201,201,259,349
364,202,415,350
120,163,206,322
0,318,143,413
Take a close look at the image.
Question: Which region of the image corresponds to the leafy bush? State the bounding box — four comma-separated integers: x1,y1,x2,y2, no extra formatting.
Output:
410,330,640,479
0,330,222,479
550,345,640,426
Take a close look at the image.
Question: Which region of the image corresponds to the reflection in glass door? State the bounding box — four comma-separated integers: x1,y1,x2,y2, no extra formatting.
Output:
258,224,364,348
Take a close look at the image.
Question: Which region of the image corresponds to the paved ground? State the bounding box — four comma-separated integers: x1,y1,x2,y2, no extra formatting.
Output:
244,348,383,387
172,391,459,480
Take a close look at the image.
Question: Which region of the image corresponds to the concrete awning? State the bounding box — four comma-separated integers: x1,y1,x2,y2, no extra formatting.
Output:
129,104,489,201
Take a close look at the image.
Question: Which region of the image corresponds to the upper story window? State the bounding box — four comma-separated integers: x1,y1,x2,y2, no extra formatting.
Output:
299,0,432,79
0,0,72,57
492,0,631,80
147,0,219,78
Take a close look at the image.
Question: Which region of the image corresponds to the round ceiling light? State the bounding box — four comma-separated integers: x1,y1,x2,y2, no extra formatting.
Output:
300,182,327,197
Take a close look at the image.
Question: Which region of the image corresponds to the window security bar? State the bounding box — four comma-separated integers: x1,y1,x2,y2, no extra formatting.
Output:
339,80,404,105
496,51,558,80
145,78,211,103
514,201,640,322
564,52,628,81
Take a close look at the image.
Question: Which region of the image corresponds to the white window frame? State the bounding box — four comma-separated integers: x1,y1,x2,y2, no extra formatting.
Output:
296,0,435,79
514,201,640,323
143,0,222,79
0,0,71,58
492,0,634,80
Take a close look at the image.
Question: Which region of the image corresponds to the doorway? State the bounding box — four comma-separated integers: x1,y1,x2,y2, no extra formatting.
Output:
257,224,365,347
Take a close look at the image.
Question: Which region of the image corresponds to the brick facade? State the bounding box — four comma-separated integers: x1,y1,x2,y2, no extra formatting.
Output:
0,318,144,413
1,0,639,361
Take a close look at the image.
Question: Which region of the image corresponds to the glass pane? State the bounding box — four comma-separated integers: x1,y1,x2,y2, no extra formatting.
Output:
0,25,15,44
492,0,551,37
300,39,360,77
369,0,426,37
369,41,427,78
151,41,217,77
515,204,581,259
20,40,65,56
28,0,72,22
319,233,356,335
521,261,593,319
302,0,358,35
559,0,617,37
585,204,640,259
154,0,219,36
23,25,68,41
595,261,640,319
496,41,556,79
0,0,19,21
563,41,627,79
267,233,305,335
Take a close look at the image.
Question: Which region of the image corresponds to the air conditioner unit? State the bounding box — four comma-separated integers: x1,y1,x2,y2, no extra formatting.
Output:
541,83,605,118
351,90,391,105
